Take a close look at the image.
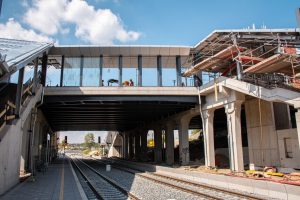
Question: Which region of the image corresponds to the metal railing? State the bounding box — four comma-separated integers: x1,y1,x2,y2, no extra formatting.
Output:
242,73,300,91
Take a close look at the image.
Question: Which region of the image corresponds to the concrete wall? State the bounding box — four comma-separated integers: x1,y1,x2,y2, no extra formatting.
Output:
108,134,123,157
277,128,300,169
0,87,44,195
245,98,280,167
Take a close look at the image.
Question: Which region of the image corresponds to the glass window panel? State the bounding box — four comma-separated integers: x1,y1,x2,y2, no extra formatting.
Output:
46,65,61,86
82,57,100,86
162,68,176,86
63,57,81,86
24,65,34,84
103,67,119,86
142,68,157,86
122,67,137,86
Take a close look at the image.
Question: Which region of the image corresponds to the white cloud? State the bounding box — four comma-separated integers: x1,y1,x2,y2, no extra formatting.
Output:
23,0,140,45
0,18,55,43
23,0,67,35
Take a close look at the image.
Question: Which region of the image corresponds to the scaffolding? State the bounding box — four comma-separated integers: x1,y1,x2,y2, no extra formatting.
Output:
183,29,300,90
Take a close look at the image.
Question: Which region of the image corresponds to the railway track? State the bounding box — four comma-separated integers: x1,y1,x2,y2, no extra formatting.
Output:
94,158,266,200
70,157,139,200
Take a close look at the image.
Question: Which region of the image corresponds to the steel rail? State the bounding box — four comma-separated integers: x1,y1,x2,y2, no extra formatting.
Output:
101,158,265,200
75,158,140,200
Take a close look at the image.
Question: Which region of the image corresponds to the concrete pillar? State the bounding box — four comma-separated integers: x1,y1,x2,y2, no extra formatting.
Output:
236,60,243,80
295,109,300,151
140,130,148,161
157,55,162,87
124,134,129,159
138,55,142,86
202,109,215,168
60,55,65,87
165,122,175,165
119,55,123,86
129,133,134,159
15,67,25,117
225,101,244,171
134,132,141,160
176,56,182,86
178,118,190,165
99,55,103,86
154,128,162,163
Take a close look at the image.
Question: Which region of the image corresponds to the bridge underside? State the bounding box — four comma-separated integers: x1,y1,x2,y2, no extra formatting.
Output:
41,95,201,131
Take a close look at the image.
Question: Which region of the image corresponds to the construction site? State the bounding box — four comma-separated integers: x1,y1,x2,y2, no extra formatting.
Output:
1,3,300,200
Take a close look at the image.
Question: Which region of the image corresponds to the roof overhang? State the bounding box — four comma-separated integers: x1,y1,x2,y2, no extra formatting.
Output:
0,38,53,80
48,45,192,68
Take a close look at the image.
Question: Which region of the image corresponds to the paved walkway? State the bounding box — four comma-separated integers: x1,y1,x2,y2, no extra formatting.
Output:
0,157,85,200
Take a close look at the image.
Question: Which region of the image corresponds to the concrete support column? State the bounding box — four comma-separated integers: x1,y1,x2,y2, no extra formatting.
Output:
80,55,84,86
295,109,300,151
225,101,244,171
157,55,162,86
41,53,48,86
124,134,129,159
15,67,25,117
154,128,162,163
99,55,103,86
134,132,141,160
178,118,190,165
140,130,148,161
202,109,215,168
60,55,65,87
165,122,175,165
176,56,182,86
119,55,123,86
129,133,134,159
138,55,142,86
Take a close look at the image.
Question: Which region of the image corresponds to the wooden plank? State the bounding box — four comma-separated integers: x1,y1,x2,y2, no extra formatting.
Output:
243,54,288,73
184,45,245,76
7,101,16,109
6,115,15,121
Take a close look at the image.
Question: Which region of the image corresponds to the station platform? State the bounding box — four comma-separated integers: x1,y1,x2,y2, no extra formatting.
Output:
0,157,86,200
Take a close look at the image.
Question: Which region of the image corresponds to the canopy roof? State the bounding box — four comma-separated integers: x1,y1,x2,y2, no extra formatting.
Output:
49,45,191,68
0,38,52,73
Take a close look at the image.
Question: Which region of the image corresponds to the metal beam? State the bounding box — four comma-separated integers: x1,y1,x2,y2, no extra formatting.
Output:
176,55,182,86
99,55,103,86
15,67,25,117
32,57,39,93
80,55,84,86
157,55,162,86
41,53,48,86
119,55,123,86
60,55,65,87
138,55,142,86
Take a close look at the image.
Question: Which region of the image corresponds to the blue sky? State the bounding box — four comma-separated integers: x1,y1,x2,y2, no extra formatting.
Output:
0,0,299,46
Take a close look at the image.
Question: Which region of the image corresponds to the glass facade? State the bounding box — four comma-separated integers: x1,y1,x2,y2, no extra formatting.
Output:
82,57,100,86
162,68,176,86
46,56,185,87
63,57,81,86
142,68,157,86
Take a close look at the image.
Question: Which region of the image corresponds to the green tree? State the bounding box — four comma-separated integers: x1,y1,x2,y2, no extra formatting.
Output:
84,133,95,150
